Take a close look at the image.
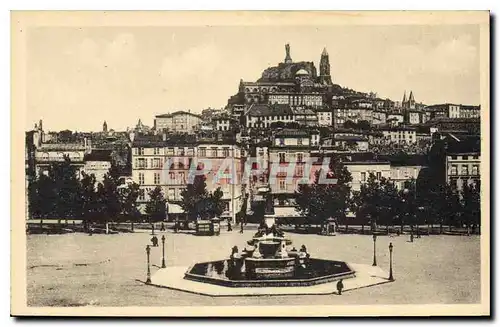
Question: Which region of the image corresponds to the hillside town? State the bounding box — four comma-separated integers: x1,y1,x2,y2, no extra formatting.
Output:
25,44,481,232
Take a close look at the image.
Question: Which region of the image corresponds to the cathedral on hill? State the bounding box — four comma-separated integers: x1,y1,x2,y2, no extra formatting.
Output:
227,44,342,112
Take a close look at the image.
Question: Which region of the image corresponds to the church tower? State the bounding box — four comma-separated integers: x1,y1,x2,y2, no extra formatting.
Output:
408,91,416,109
103,120,108,133
319,47,332,85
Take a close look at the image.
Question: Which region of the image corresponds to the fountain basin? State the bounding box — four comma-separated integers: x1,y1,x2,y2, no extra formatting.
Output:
184,258,355,288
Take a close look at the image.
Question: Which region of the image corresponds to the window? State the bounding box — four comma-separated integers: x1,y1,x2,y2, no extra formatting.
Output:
296,153,303,163
473,155,479,160
463,155,469,160
211,147,218,157
198,148,206,157
451,155,457,160
279,179,286,191
139,189,145,201
296,165,304,177
450,165,458,175
461,165,469,175
138,173,145,185
154,148,160,155
279,153,286,163
472,165,479,175
297,138,303,145
138,148,144,155
167,148,174,156
154,173,160,185
152,158,162,169
179,172,185,184
137,158,147,169
169,172,175,182
279,138,285,146
168,188,175,200
223,148,230,157
187,148,194,156
178,148,185,156
361,172,366,182
376,172,381,180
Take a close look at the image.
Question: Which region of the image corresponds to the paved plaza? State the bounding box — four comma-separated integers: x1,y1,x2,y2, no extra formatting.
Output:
26,230,481,307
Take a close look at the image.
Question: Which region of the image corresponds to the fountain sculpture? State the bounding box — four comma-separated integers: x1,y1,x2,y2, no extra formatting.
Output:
184,194,356,288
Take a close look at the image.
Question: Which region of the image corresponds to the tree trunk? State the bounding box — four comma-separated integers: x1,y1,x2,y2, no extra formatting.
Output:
400,223,404,234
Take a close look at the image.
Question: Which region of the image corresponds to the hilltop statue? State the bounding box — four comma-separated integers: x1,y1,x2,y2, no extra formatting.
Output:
284,43,292,63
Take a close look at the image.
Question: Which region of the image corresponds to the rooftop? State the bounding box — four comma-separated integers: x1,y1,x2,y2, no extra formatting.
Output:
155,111,202,119
275,128,310,137
246,103,293,117
84,149,112,162
446,135,480,154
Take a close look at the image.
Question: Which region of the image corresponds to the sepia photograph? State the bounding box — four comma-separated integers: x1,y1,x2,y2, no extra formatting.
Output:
10,10,490,317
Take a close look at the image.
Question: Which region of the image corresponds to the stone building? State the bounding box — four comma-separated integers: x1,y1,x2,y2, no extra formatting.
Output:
154,111,202,134
131,133,243,223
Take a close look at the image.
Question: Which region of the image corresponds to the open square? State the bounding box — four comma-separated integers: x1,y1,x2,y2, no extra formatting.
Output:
27,230,481,306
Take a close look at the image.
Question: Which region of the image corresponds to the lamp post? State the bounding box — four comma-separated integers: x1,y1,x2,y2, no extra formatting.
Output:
161,235,166,268
372,234,377,266
146,245,151,284
389,242,394,281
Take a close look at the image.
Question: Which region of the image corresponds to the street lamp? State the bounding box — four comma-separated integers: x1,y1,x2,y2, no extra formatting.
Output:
372,234,377,266
146,245,151,284
161,235,166,268
389,242,394,281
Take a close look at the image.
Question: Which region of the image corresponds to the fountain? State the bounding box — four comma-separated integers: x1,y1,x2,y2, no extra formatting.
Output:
184,194,356,288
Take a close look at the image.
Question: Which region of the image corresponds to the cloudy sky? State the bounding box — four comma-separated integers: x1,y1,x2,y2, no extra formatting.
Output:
26,24,480,132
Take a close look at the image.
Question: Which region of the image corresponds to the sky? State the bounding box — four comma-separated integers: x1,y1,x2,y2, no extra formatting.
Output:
25,24,480,132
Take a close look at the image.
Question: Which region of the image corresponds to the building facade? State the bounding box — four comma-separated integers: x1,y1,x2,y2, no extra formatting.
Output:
154,111,203,133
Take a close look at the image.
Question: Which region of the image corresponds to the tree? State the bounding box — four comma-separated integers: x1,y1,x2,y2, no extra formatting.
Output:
101,171,121,223
180,173,208,221
349,190,367,233
426,184,461,233
359,173,382,230
295,158,352,232
461,182,481,235
399,179,417,234
80,172,97,229
31,173,58,219
49,156,82,220
119,182,141,230
145,186,167,222
378,178,399,234
120,182,140,219
206,187,225,219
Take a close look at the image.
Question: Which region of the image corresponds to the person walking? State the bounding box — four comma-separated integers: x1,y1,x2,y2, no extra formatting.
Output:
239,220,244,234
336,279,344,295
227,218,232,232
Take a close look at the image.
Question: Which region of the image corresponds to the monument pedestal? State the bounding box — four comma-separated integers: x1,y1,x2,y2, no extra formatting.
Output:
264,215,275,229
